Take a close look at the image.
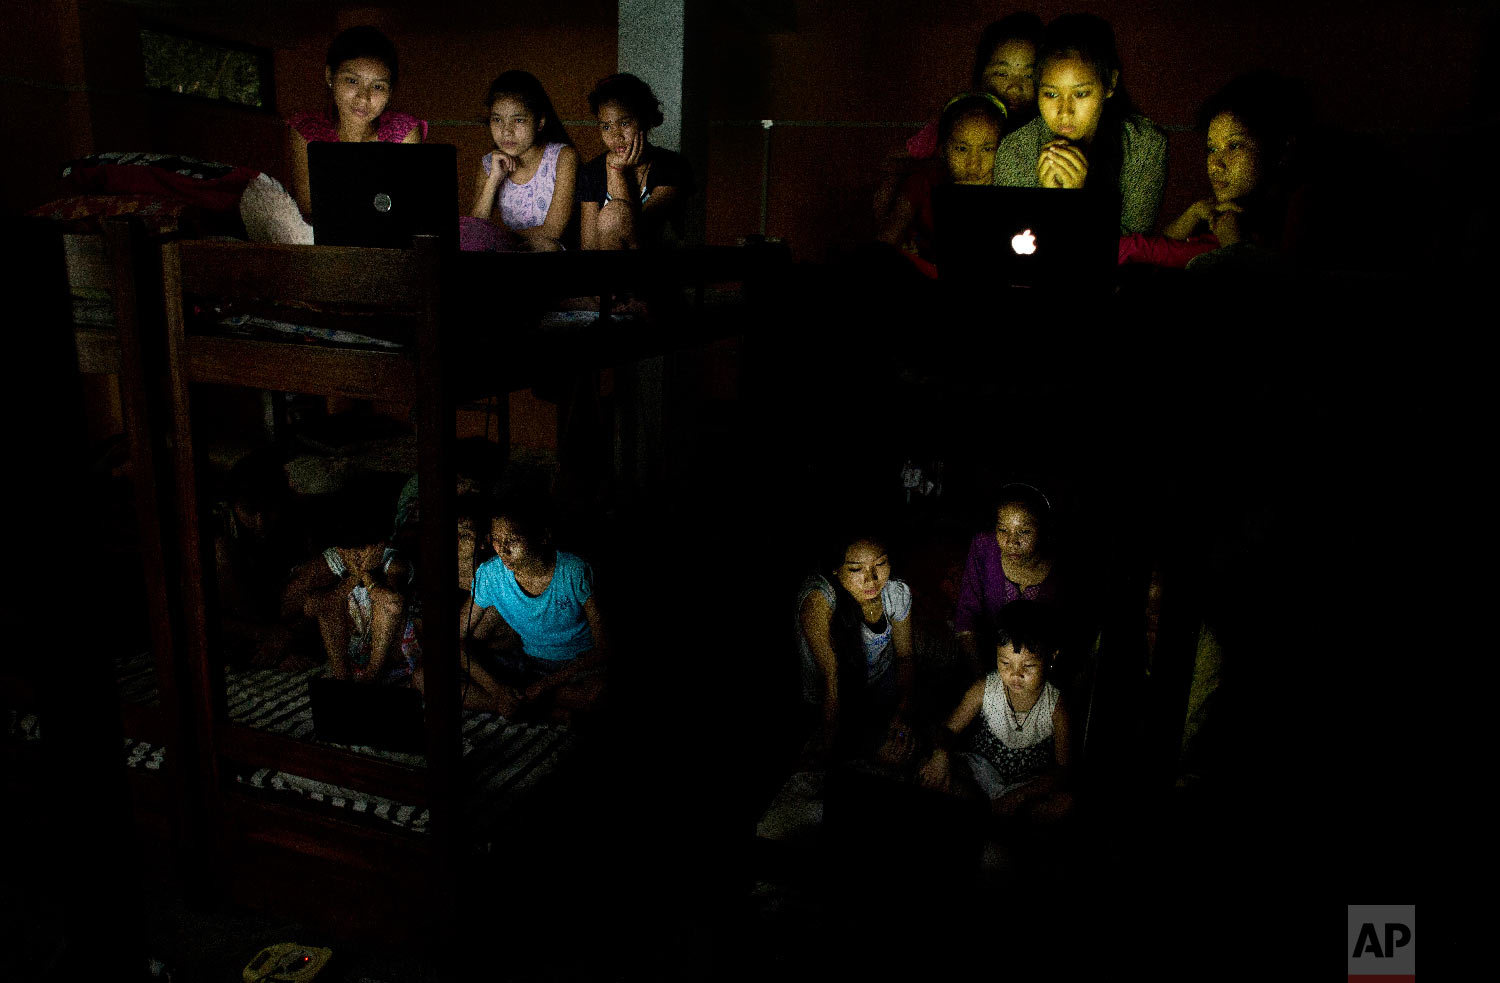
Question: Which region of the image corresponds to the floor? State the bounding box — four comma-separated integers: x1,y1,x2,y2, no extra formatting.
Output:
7,270,1403,980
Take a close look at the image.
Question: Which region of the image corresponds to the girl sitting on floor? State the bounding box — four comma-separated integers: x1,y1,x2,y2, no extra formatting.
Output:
463,70,580,252
993,13,1167,235
878,92,1007,278
796,531,917,768
577,73,694,250
954,482,1062,677
287,26,426,220
1121,72,1309,270
919,599,1073,824
441,495,608,724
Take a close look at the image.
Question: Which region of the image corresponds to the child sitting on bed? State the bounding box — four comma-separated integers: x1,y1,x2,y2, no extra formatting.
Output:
290,438,503,681
1120,72,1308,270
577,74,694,251
298,475,424,684
873,13,1043,218
462,70,580,253
877,92,1007,278
919,599,1073,824
287,26,427,220
438,493,608,724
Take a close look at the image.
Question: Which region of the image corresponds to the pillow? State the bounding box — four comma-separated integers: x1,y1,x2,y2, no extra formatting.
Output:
239,172,311,245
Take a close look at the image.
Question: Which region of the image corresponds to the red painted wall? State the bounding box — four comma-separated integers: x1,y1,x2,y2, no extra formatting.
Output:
6,0,1488,258
699,0,1492,260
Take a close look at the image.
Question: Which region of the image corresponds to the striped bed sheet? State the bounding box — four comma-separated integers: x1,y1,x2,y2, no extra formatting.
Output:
118,652,575,836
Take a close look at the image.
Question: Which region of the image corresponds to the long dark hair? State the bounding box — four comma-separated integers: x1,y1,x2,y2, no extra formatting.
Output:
489,490,558,567
971,13,1045,88
587,73,665,130
484,70,573,148
1196,71,1310,250
326,25,399,87
971,11,1045,126
820,530,892,714
1037,14,1134,204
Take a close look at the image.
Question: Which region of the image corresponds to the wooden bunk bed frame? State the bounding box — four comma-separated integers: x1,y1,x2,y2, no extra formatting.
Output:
155,236,783,941
52,217,198,864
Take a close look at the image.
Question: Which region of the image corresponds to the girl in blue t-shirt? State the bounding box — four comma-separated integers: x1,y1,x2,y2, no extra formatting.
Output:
436,498,608,723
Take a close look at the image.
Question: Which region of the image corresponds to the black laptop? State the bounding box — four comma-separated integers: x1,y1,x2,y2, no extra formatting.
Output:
932,183,1116,290
309,675,426,754
308,142,458,249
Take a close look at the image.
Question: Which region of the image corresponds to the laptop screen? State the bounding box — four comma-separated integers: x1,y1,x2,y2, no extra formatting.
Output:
308,142,458,249
931,184,1116,290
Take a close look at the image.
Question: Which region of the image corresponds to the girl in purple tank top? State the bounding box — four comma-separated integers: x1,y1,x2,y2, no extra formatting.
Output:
286,26,427,219
465,71,579,252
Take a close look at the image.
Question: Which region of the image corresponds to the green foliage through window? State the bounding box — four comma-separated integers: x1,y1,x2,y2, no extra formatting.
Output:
141,27,269,109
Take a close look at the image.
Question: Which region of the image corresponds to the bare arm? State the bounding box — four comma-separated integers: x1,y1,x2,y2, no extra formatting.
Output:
873,148,916,219
890,612,915,719
290,130,312,218
799,590,841,753
401,126,423,145
521,144,580,245
876,192,915,249
1163,199,1215,240
523,594,609,698
579,200,601,250
918,678,984,789
459,593,505,642
470,161,501,220
873,610,919,766
1052,693,1072,770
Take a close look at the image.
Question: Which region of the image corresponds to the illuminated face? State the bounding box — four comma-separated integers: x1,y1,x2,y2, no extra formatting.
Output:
834,540,890,604
1206,112,1263,204
597,100,642,156
996,643,1046,707
489,518,536,571
995,504,1041,564
980,40,1037,116
1037,55,1114,144
944,114,1001,185
489,95,540,157
326,57,392,132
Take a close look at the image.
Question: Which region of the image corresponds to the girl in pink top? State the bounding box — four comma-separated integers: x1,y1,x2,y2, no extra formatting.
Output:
286,26,427,218
874,13,1042,222
466,71,579,252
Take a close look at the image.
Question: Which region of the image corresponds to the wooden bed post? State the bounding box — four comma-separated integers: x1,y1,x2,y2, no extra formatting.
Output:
105,218,203,887
412,234,462,934
159,239,230,896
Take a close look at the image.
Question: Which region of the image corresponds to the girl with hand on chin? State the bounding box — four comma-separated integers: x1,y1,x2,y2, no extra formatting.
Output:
993,13,1166,235
466,71,579,252
577,74,694,250
287,26,426,219
1145,72,1309,269
795,532,917,769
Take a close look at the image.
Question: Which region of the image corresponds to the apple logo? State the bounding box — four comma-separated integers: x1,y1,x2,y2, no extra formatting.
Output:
1011,228,1037,255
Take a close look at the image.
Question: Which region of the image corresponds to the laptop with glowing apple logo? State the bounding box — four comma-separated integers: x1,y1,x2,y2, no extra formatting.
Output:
931,184,1115,290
